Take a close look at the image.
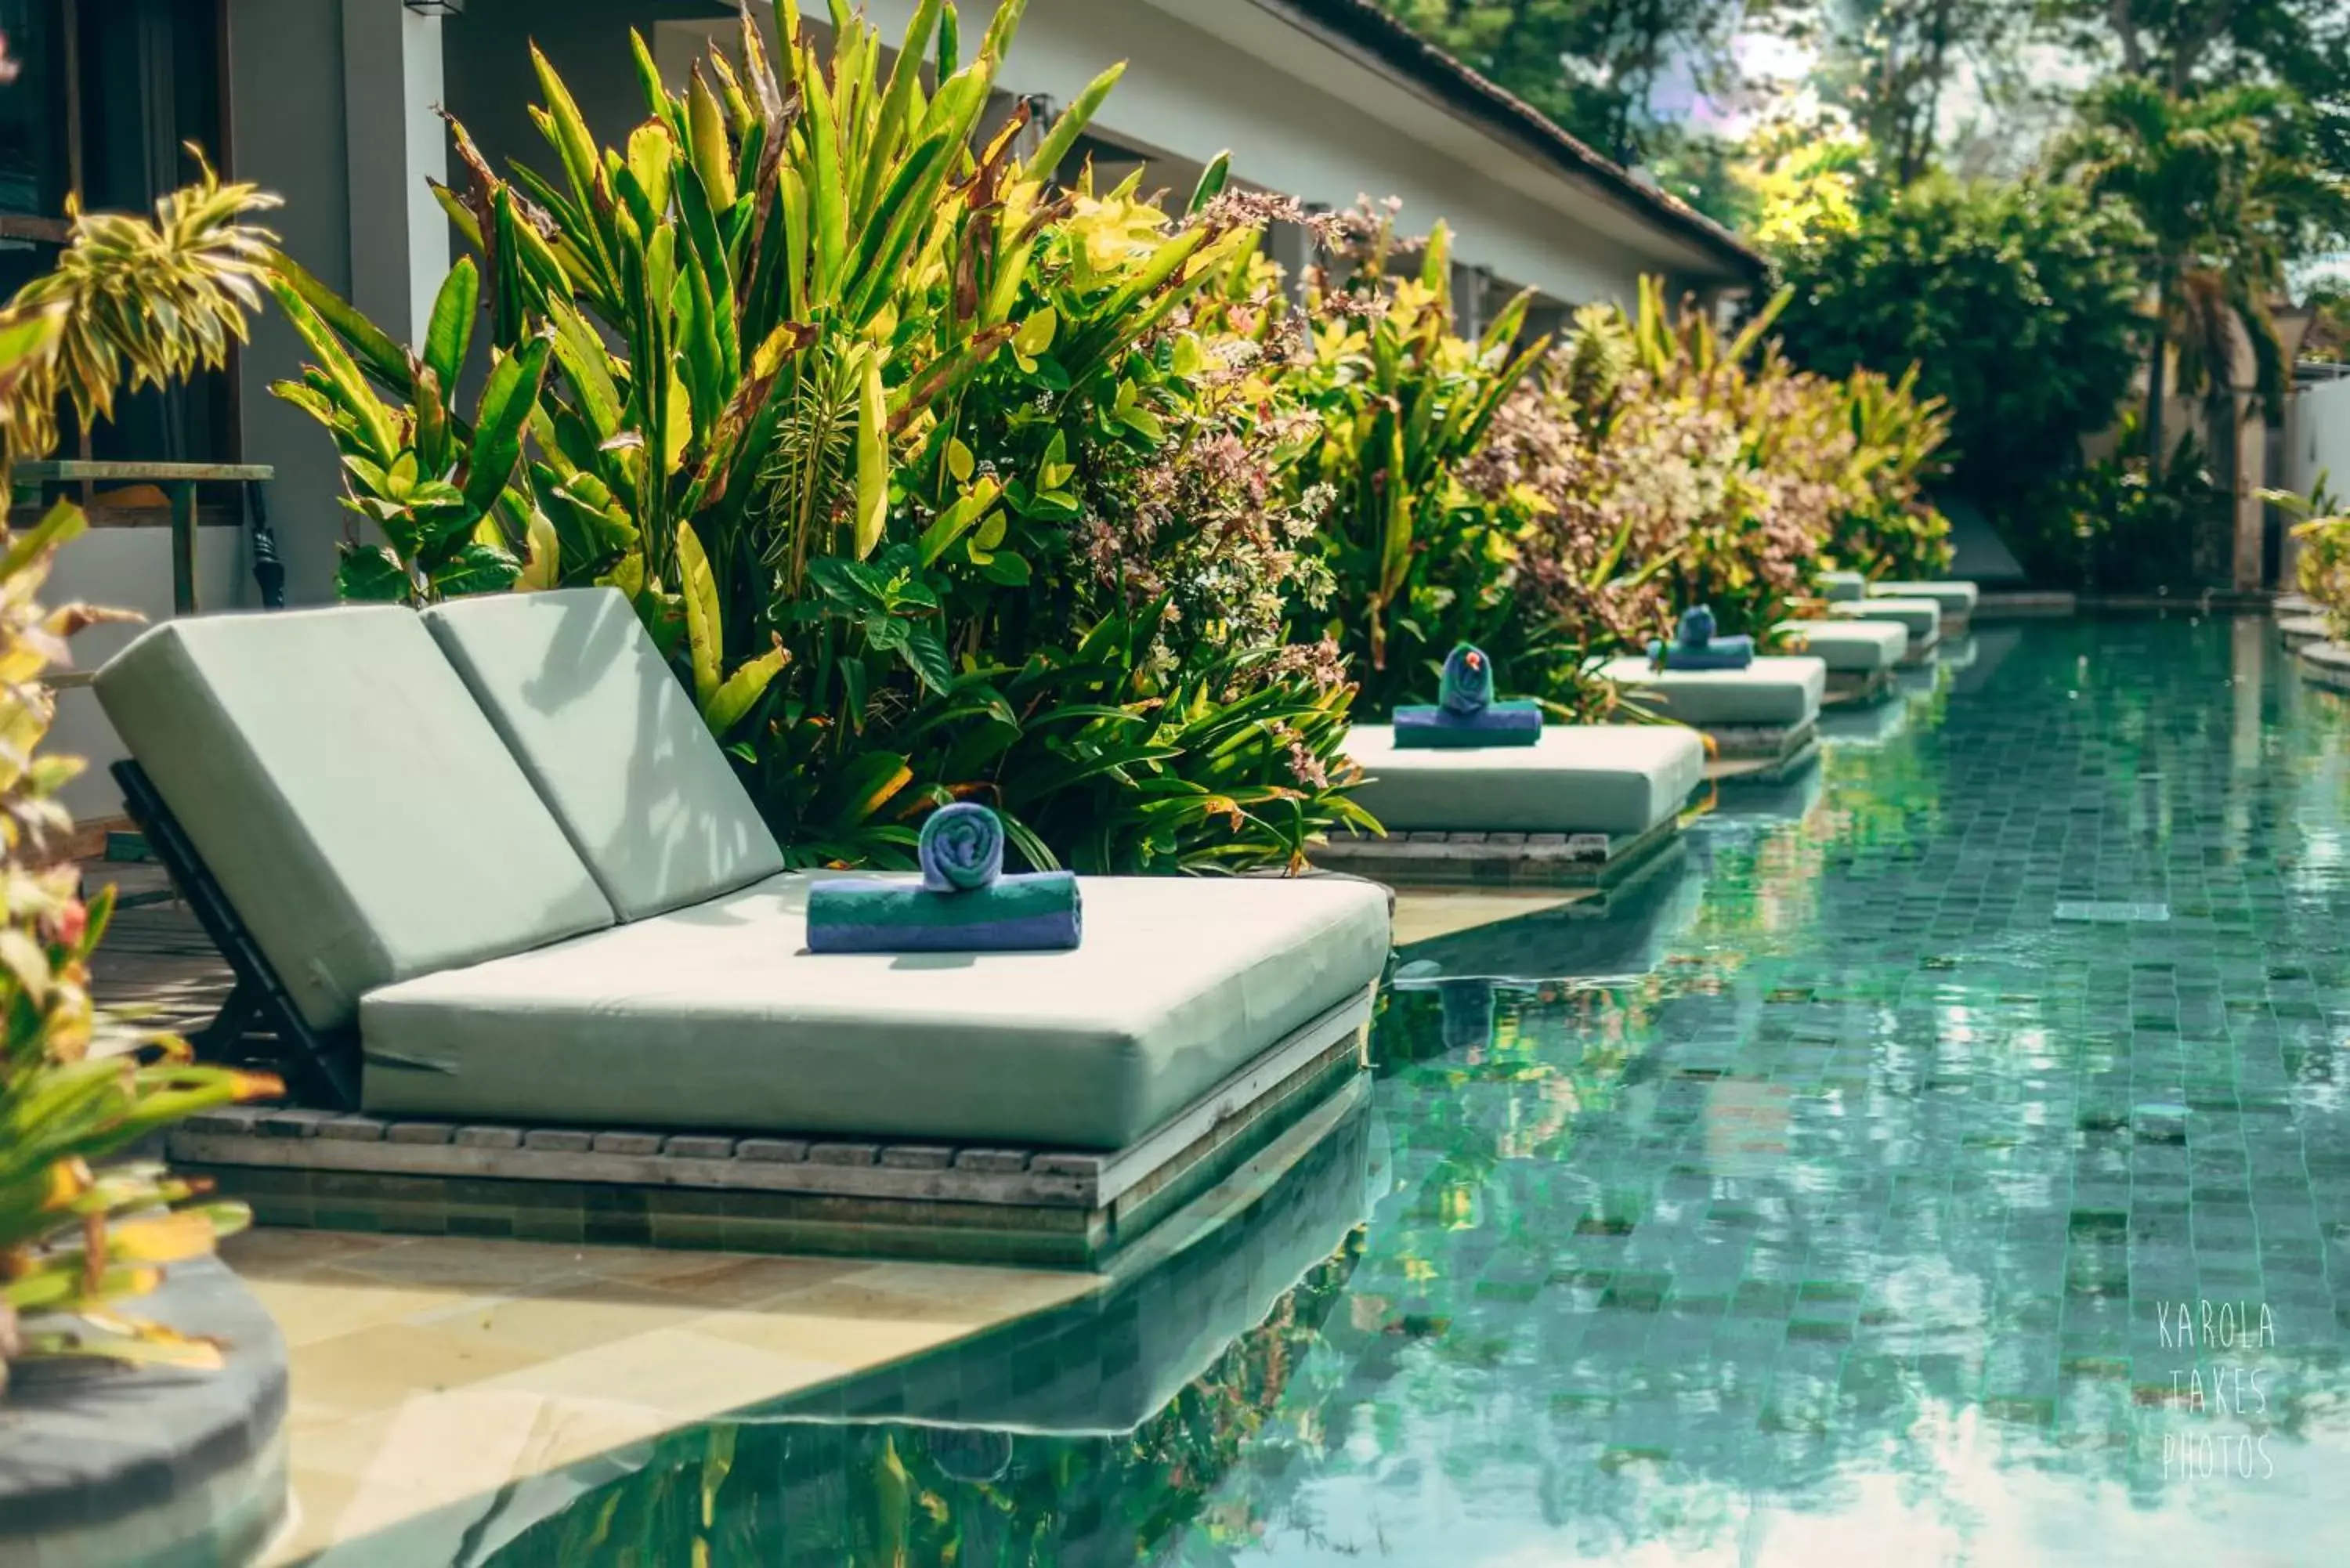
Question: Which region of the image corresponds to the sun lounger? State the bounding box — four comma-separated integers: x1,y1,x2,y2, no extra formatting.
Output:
1596,654,1825,783
1315,724,1704,889
1817,570,1867,602
100,588,1390,1262
2278,613,2328,649
2299,639,2350,693
1827,597,1941,659
1774,619,1905,704
1870,579,1978,631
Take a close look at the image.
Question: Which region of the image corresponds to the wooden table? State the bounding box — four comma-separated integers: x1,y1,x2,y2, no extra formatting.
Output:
14,459,279,614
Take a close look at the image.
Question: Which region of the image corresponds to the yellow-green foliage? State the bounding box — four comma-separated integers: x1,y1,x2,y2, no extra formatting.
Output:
2286,479,2350,641
0,169,280,1394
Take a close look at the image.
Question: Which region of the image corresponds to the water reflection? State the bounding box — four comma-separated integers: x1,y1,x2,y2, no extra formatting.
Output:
1818,691,1912,747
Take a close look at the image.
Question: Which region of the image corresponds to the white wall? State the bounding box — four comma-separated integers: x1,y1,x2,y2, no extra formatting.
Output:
2282,378,2350,587
229,0,356,612
2287,378,2350,500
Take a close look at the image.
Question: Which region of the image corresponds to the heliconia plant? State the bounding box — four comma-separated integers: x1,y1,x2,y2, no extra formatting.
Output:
272,0,1369,873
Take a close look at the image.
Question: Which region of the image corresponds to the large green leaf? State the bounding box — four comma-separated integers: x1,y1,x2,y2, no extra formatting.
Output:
336,543,413,602
462,336,551,516
430,540,523,598
853,347,888,559
703,643,789,734
269,250,414,396
422,258,480,395
678,520,724,707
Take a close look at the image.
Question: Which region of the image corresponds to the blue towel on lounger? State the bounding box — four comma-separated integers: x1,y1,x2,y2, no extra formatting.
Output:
1648,604,1754,671
1394,643,1543,748
1393,699,1544,747
806,803,1083,953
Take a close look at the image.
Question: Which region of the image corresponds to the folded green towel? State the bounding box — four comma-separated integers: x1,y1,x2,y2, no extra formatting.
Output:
805,871,1083,952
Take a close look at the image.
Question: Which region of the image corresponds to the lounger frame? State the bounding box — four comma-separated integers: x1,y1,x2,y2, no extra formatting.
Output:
163,986,1377,1268
112,759,362,1110
1310,811,1683,890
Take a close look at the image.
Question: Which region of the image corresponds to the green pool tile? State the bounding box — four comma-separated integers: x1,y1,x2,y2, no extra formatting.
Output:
320,619,2350,1566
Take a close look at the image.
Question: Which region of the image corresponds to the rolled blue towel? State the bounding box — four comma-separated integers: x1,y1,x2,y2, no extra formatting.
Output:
1393,698,1543,749
1647,634,1755,671
920,800,1003,891
806,870,1083,952
806,803,1083,952
1437,642,1496,714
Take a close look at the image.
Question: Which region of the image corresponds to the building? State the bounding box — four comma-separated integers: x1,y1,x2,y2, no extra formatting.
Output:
16,0,1762,816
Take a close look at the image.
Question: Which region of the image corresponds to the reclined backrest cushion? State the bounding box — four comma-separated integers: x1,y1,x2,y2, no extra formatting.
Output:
421,588,786,920
94,606,616,1031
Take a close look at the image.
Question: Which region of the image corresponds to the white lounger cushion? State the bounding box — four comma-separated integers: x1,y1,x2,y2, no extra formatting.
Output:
1341,724,1703,836
1776,618,1907,672
423,589,787,920
1597,655,1827,728
1828,598,1942,647
1871,580,1979,616
1817,570,1867,602
360,873,1392,1151
94,608,616,1031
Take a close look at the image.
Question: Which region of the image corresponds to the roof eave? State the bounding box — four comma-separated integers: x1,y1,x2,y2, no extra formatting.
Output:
1250,0,1769,284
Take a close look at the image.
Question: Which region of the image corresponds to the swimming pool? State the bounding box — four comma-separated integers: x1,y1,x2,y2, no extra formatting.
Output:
431,616,2350,1566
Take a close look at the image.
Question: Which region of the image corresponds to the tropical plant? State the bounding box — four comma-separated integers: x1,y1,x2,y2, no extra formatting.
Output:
2277,474,2350,640
1773,175,2147,540
2005,419,2223,591
1824,365,1953,581
1540,278,1934,637
273,2,1368,874
0,163,280,1395
2055,81,2350,467
1282,206,1551,715
1372,269,1952,703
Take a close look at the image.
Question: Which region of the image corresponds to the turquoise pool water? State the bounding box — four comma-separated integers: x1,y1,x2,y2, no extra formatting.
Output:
445,616,2350,1566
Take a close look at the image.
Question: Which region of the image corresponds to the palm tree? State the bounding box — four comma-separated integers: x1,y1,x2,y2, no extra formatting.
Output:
2055,80,2350,470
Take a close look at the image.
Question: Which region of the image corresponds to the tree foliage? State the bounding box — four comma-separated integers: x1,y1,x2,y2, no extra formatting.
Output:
2054,79,2348,457
1773,175,2147,518
1374,0,1744,166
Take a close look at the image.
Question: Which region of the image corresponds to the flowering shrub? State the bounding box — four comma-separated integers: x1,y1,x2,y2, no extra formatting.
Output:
1454,282,1950,652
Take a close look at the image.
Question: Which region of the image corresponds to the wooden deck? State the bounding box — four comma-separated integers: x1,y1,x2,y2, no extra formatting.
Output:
86,864,239,1039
